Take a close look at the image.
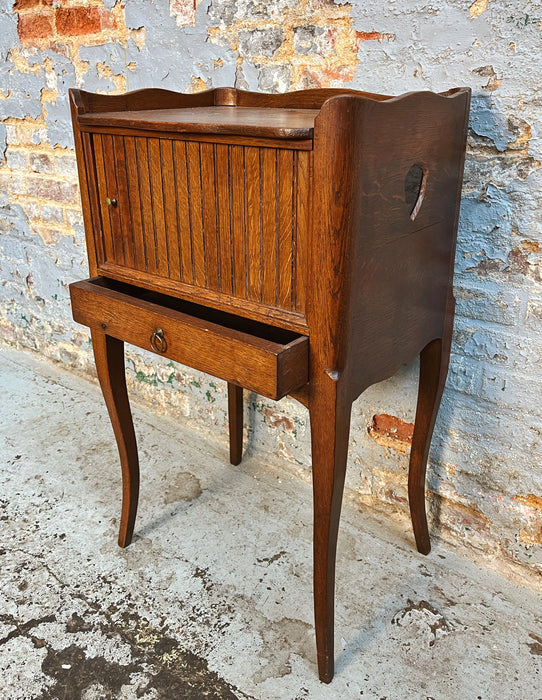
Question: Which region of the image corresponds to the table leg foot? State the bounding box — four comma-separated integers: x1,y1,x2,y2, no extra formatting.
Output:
91,330,139,548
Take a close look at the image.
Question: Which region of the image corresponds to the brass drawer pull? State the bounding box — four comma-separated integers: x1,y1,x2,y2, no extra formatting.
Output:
150,327,167,353
105,197,117,208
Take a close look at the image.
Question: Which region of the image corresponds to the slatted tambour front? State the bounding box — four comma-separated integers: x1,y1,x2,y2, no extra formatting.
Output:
91,133,310,318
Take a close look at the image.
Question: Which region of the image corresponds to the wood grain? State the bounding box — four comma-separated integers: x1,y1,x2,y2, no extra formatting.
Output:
71,278,309,401
78,106,320,140
91,330,139,549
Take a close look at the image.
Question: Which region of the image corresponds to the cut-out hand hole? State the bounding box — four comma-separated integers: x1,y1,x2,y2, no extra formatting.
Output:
404,165,427,221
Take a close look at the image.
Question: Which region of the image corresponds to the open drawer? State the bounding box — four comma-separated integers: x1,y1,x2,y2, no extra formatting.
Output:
70,277,309,400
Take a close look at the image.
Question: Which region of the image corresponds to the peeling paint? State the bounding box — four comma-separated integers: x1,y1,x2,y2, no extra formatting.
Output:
470,0,490,19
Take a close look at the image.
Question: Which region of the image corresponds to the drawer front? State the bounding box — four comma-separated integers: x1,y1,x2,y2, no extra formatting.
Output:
91,133,309,319
70,278,309,401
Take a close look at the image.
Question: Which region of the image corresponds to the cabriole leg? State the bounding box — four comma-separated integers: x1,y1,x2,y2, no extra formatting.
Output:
309,378,352,684
91,330,139,548
408,317,453,555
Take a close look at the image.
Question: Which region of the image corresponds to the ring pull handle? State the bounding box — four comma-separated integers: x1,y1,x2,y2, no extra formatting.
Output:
105,197,117,208
150,327,167,353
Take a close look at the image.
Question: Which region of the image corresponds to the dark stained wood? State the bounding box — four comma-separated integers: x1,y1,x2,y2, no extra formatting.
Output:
228,382,243,466
303,87,470,682
309,376,351,684
91,330,139,548
71,278,309,401
78,106,320,140
69,85,470,684
408,297,455,554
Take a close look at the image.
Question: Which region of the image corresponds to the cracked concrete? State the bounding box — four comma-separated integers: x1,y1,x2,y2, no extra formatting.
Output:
1,344,541,699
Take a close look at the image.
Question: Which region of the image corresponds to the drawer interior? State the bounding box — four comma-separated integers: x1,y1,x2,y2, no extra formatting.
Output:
70,277,309,400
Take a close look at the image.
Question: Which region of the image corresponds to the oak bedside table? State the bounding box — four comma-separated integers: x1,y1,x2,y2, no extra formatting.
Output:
68,85,470,683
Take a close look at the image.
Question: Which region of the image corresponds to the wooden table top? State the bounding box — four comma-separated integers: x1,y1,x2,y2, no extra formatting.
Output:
78,106,320,139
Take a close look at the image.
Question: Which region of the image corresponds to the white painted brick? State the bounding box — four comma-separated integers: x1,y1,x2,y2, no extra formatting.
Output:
5,150,28,171
55,155,78,178
447,355,483,396
66,208,84,228
481,365,542,415
454,283,523,327
41,204,65,224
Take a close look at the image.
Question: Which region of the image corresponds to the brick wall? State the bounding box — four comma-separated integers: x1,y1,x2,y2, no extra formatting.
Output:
1,0,541,589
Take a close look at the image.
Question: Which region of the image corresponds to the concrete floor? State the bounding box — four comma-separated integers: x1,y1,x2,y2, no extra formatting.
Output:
1,345,541,700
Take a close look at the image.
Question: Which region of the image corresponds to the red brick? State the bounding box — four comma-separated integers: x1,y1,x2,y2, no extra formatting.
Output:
356,30,394,43
17,11,54,43
368,413,414,449
55,7,115,36
14,0,53,11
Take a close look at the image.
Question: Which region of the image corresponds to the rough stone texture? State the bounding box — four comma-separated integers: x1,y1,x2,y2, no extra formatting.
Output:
1,346,542,698
0,0,541,591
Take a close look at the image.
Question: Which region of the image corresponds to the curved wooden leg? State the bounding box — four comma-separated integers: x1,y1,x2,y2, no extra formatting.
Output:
91,330,139,548
408,315,453,555
227,382,243,466
309,378,351,684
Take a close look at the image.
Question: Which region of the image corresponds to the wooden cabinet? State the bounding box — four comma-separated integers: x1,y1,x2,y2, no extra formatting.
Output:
69,85,470,683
